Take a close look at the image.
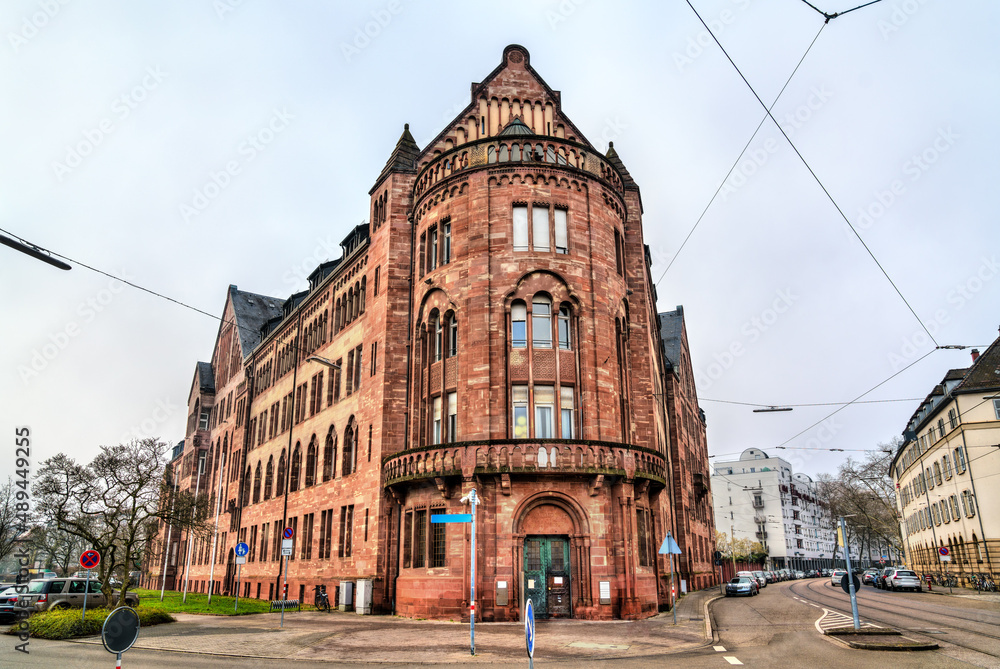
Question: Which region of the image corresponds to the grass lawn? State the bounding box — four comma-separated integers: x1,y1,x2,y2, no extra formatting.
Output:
135,588,315,615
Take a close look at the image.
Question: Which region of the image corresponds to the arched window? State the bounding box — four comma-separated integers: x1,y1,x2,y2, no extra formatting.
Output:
499,145,509,162
252,462,261,504
289,444,301,492
434,314,443,361
511,143,521,161
305,438,317,488
276,449,287,494
488,145,496,163
360,276,367,314
264,456,273,500
323,429,336,482
342,420,356,476
242,466,251,506
558,306,571,349
532,295,552,348
511,301,527,348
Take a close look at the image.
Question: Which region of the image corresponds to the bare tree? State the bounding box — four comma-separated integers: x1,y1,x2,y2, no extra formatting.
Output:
33,438,209,606
0,480,22,565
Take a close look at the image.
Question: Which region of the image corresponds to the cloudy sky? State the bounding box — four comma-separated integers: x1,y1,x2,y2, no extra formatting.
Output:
2,0,997,483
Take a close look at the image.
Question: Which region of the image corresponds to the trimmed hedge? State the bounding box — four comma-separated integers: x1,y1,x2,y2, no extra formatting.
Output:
7,605,174,640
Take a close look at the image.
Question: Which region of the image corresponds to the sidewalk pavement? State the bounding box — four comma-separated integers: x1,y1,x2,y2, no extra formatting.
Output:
67,589,721,664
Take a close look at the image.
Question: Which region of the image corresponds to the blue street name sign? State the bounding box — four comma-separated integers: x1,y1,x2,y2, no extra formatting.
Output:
431,514,473,523
235,542,249,557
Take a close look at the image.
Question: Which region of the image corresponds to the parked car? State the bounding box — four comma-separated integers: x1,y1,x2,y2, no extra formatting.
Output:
884,569,922,592
752,571,768,588
21,578,139,613
861,569,880,586
793,571,805,579
875,567,895,590
830,569,847,585
0,586,23,621
725,577,759,597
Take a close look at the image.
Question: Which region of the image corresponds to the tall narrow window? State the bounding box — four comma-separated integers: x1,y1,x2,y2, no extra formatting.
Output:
433,316,443,362
943,453,953,479
532,296,552,348
447,392,457,442
342,423,356,476
370,341,378,376
955,446,967,473
428,226,438,271
560,386,575,438
432,396,443,445
448,316,458,358
305,441,317,487
532,206,549,251
264,456,273,500
354,345,363,391
413,509,427,568
339,505,354,558
512,206,529,251
513,385,529,438
289,445,301,492
614,229,624,276
558,306,571,349
511,302,527,348
323,432,335,482
402,511,413,568
442,219,452,264
276,450,286,494
431,512,446,568
373,266,380,296
534,386,554,439
554,208,567,254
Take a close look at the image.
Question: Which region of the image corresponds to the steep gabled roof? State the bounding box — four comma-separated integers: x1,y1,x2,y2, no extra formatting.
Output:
605,142,637,190
229,286,285,358
659,307,685,372
954,338,1000,394
196,361,215,393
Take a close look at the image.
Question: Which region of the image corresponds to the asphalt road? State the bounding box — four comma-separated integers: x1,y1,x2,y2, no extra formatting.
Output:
3,582,998,668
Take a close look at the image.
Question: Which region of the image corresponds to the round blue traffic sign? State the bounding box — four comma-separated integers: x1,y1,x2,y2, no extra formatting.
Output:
80,550,100,569
525,597,535,657
283,527,294,539
235,542,250,557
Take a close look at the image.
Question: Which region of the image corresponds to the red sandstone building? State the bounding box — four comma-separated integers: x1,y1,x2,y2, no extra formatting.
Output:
148,45,715,620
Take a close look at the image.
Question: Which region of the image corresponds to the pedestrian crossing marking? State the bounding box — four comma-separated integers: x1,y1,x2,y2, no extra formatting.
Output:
714,645,726,652
724,657,744,665
814,608,881,634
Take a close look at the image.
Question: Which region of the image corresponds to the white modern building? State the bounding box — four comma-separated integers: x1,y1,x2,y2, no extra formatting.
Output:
712,448,837,571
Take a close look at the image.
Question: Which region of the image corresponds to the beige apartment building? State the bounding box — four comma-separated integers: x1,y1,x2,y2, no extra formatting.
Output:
891,332,1000,584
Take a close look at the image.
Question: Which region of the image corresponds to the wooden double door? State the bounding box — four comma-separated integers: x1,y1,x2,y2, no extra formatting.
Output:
523,535,572,618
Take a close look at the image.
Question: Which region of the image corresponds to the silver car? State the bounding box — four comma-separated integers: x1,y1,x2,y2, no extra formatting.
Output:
884,569,922,592
22,578,139,612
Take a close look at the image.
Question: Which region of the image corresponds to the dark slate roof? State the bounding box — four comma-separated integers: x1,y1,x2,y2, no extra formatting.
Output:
954,338,1000,393
605,141,637,190
371,124,420,193
499,117,533,136
308,258,342,290
196,361,215,393
658,307,685,371
230,286,285,358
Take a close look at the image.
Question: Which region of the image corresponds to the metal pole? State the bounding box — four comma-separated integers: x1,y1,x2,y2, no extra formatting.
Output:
81,569,88,622
116,651,122,668
182,452,205,603
470,488,477,656
280,553,288,628
670,551,676,625
206,446,227,605
235,563,241,612
840,518,860,630
160,467,179,601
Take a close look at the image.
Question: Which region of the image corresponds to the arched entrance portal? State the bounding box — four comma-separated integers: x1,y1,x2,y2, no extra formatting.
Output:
515,493,590,619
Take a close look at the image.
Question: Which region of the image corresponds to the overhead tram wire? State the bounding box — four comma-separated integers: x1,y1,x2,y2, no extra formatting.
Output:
654,22,828,287
799,0,886,23
0,224,325,365
702,397,925,409
682,0,938,348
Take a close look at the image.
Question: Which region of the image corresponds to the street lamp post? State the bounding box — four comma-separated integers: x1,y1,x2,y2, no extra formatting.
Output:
182,451,206,603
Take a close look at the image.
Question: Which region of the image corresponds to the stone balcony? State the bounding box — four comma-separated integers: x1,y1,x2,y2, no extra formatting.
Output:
382,439,666,489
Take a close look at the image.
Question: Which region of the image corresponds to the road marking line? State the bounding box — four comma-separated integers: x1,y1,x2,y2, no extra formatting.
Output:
724,657,744,665
714,645,727,652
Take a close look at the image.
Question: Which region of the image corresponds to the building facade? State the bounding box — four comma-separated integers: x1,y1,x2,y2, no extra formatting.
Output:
659,307,716,591
891,335,1000,582
711,448,836,571
148,45,713,620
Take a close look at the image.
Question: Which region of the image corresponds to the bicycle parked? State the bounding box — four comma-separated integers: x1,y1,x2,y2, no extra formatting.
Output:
314,584,331,612
971,573,997,592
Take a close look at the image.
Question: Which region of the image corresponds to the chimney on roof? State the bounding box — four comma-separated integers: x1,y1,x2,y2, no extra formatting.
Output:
971,349,980,363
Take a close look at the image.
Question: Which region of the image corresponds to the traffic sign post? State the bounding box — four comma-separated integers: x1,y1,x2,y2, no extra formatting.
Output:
839,517,861,630
234,542,249,612
938,547,953,593
714,550,724,594
525,597,535,669
80,550,100,622
280,528,293,628
431,506,477,654
658,532,682,625
102,606,140,668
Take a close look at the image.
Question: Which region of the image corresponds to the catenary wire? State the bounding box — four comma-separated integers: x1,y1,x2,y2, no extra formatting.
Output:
682,0,939,348
800,0,884,21
654,22,827,286
702,397,924,408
